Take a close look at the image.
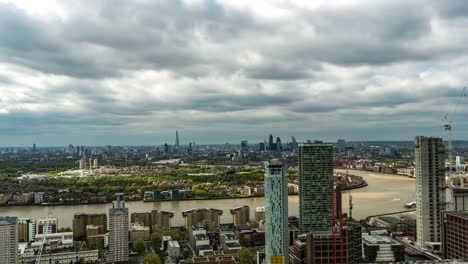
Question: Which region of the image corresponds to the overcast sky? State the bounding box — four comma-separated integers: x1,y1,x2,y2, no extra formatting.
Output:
1,0,468,146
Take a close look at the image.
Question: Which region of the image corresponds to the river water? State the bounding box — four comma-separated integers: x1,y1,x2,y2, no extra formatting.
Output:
0,169,416,228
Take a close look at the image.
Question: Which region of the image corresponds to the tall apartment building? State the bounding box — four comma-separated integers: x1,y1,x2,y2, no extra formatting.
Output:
298,142,333,233
108,194,129,263
131,210,174,231
230,206,250,226
441,211,468,260
0,216,18,264
182,208,223,229
37,217,58,235
265,160,289,264
18,218,35,242
73,213,107,240
414,136,446,247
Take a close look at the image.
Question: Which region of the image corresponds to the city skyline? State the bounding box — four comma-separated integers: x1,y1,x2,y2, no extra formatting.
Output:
1,1,468,146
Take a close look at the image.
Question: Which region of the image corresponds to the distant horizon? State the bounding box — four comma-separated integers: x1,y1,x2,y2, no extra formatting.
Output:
3,138,468,149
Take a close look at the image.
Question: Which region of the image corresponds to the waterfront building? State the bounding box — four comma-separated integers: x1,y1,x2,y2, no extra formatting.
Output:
131,210,174,231
18,218,36,242
264,160,289,264
37,217,58,235
0,216,18,264
230,205,250,226
182,208,223,229
73,213,107,241
362,233,405,263
108,193,129,263
414,136,446,247
441,211,468,260
298,142,333,233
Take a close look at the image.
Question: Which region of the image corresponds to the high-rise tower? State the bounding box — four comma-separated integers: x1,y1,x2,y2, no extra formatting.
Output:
175,130,180,152
268,134,274,151
108,193,129,263
0,216,18,264
298,142,333,233
264,160,289,264
414,136,446,247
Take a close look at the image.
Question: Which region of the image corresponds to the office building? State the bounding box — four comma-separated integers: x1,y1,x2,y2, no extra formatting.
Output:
230,206,250,226
73,213,107,241
268,134,274,151
18,218,35,242
241,140,248,152
108,193,129,263
441,211,468,259
0,216,18,264
414,136,446,247
362,233,405,263
289,222,362,264
175,130,180,152
264,160,289,264
456,156,465,173
453,188,468,211
37,217,58,235
298,142,333,233
276,137,282,152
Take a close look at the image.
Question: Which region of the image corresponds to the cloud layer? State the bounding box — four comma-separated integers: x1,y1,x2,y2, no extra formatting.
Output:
1,0,468,146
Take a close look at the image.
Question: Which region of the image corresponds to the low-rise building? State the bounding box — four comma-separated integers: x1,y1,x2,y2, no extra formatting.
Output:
31,232,74,251
19,249,99,263
168,240,181,257
130,222,150,241
362,233,405,263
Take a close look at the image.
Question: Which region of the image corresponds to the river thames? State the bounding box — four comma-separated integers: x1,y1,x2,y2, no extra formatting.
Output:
1,169,416,228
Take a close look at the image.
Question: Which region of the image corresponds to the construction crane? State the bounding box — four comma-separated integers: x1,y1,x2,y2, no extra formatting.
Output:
444,87,466,187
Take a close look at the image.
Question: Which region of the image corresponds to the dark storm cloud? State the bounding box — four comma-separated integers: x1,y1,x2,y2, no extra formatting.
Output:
1,0,468,145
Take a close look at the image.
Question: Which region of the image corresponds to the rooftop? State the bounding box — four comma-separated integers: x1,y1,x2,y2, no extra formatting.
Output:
0,216,18,224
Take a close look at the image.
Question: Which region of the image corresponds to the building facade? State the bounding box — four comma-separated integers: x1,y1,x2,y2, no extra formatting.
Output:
265,160,289,264
18,217,36,243
230,206,250,226
182,208,223,229
298,142,333,233
108,194,129,263
414,136,446,247
441,211,468,259
72,213,107,241
0,216,18,264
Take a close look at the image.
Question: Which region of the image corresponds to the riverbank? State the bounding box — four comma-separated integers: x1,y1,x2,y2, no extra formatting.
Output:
1,173,367,207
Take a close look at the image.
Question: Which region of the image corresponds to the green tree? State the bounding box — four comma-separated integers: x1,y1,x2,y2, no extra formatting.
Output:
150,232,162,251
389,223,398,232
133,239,146,255
182,248,190,259
237,247,252,264
143,253,161,264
